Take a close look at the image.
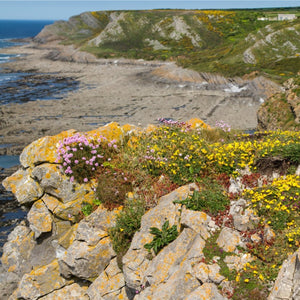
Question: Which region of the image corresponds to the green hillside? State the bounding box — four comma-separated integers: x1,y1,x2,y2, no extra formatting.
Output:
38,8,300,81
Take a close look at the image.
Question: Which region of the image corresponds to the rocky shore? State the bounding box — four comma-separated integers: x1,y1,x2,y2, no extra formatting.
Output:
0,41,282,155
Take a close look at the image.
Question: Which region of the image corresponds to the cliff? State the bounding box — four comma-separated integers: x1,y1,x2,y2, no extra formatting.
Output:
1,120,300,299
31,9,300,131
33,9,300,79
257,75,300,131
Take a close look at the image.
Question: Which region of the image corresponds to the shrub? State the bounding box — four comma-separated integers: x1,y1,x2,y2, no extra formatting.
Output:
109,197,145,266
95,167,133,209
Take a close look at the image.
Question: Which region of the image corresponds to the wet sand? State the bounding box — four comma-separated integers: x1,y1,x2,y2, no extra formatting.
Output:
0,43,279,155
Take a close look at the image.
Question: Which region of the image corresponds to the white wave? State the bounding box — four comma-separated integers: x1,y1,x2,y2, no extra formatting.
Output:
224,84,248,93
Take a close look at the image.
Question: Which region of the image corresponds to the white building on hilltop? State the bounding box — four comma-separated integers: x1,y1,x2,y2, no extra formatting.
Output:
258,14,297,21
277,14,297,21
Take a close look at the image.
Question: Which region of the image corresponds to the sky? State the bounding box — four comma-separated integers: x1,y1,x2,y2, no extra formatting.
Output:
0,1,299,21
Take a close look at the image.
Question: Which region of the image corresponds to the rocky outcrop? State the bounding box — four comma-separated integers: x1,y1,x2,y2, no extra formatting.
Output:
257,76,300,131
268,249,300,300
1,122,300,299
34,12,106,44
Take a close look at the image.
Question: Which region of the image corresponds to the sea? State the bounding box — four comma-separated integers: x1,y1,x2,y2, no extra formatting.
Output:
0,20,79,255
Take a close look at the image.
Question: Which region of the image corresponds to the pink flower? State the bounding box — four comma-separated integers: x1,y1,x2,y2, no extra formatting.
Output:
83,178,88,183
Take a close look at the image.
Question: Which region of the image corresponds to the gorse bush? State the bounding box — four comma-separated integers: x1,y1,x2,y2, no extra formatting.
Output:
244,174,300,234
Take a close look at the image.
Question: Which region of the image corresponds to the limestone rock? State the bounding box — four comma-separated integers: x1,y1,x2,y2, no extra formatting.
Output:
57,223,78,249
52,217,73,238
0,265,20,300
192,262,225,285
58,207,117,280
59,237,115,281
87,258,128,300
216,227,245,252
42,192,94,223
184,282,227,300
123,184,197,290
2,168,43,204
224,253,254,272
15,259,72,300
228,177,243,194
32,163,93,204
19,130,76,168
136,263,200,300
39,283,89,300
230,198,259,231
180,207,212,240
264,224,276,243
268,249,300,300
1,223,36,278
143,228,205,287
27,199,53,239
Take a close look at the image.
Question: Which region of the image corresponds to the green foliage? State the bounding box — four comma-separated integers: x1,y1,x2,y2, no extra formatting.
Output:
272,143,300,164
144,220,179,255
81,202,93,216
53,8,300,79
175,179,229,216
109,197,145,264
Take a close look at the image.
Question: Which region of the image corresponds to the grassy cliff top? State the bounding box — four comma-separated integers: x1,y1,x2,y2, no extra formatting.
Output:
36,8,300,81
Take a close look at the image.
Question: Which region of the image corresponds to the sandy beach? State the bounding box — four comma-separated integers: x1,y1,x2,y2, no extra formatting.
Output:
0,43,281,155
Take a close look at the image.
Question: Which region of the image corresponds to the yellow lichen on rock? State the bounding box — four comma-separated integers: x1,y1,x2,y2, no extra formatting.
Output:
187,118,211,129
20,129,77,168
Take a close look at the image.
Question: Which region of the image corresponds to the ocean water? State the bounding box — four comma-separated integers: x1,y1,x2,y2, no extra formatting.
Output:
0,20,72,255
0,20,54,64
0,20,80,105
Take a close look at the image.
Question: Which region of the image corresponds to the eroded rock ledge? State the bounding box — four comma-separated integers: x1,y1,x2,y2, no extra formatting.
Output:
1,122,299,300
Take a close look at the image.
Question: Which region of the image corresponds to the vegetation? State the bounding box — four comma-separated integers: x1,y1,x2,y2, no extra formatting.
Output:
144,220,179,256
55,119,300,298
51,8,300,80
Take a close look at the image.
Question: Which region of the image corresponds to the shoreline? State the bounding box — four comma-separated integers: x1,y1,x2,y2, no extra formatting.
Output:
0,42,282,155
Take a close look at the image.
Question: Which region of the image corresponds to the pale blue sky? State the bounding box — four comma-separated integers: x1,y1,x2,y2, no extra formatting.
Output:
0,1,299,20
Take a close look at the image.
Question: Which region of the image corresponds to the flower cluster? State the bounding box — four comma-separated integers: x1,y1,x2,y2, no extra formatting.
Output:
215,120,231,132
138,124,207,184
244,174,300,242
129,122,300,184
158,118,192,131
56,133,118,183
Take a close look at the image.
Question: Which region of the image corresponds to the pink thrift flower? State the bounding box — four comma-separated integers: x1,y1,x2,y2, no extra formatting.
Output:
83,178,88,183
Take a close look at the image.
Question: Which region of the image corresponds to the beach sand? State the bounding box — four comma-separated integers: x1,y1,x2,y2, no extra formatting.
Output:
0,43,278,155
